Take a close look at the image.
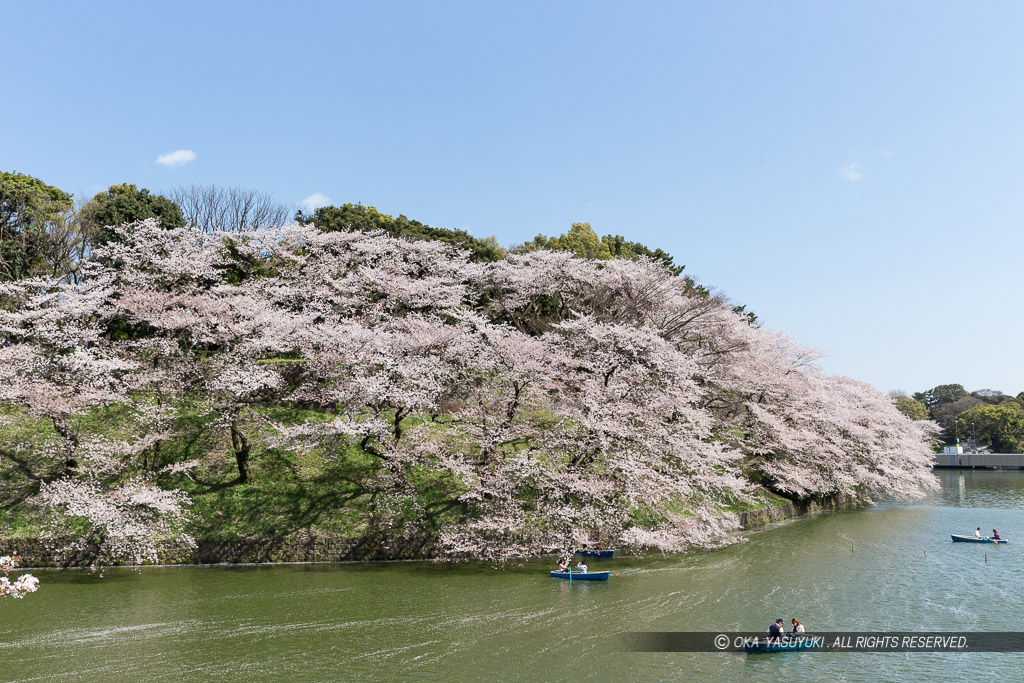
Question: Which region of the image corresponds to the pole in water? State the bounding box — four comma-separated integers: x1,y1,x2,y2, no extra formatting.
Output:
852,540,855,552
985,553,988,563
924,550,927,557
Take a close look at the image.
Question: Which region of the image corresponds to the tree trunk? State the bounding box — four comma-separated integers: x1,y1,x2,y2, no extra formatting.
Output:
230,418,250,483
151,439,163,472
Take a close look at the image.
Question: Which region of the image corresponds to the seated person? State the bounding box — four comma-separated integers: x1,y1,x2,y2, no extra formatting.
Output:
575,562,588,573
993,529,1002,540
768,618,785,640
975,527,982,538
557,560,568,572
791,618,805,634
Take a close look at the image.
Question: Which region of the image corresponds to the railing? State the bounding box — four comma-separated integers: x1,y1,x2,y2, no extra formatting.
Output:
934,453,1024,469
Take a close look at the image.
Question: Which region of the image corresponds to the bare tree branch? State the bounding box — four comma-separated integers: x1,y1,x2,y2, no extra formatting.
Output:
170,184,293,233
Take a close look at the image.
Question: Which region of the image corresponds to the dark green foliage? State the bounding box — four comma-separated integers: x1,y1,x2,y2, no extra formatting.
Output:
932,396,984,440
731,304,757,325
0,170,74,280
297,203,505,263
912,384,969,411
217,236,275,285
81,183,185,246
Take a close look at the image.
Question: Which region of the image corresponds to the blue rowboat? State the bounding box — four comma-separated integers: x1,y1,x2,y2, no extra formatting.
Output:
745,636,822,654
549,571,610,581
951,534,1008,544
577,549,614,558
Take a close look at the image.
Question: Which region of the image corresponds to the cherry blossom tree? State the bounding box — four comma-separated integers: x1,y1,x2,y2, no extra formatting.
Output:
0,241,194,565
699,317,938,499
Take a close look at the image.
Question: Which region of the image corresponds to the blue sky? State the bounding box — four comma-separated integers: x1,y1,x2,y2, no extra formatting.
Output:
4,1,1022,395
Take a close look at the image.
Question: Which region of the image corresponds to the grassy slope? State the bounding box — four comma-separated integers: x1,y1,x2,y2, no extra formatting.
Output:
0,402,790,543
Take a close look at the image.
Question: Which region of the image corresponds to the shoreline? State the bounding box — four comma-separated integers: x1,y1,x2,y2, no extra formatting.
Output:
736,491,866,529
8,492,866,570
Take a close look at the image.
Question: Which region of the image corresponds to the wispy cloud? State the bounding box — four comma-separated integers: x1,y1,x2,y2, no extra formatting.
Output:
837,163,864,182
880,149,896,158
299,192,333,212
155,149,197,168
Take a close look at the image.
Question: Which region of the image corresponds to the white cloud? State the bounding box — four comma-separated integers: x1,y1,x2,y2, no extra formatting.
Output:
837,163,864,182
299,192,333,212
155,149,197,168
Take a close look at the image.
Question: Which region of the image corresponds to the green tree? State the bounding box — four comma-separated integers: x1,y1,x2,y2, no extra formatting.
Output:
600,233,684,276
542,222,612,260
521,223,686,275
895,396,930,420
957,402,1024,453
912,384,969,411
80,183,185,246
297,203,504,262
0,170,74,280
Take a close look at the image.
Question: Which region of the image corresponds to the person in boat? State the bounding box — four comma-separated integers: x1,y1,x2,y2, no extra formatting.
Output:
791,618,805,635
557,559,569,572
975,527,982,538
768,618,785,641
575,561,588,574
992,529,1002,540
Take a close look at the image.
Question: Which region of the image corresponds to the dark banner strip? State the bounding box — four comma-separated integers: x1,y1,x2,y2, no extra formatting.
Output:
620,632,1024,653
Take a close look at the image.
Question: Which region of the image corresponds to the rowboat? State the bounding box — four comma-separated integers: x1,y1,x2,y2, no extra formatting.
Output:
576,549,614,558
745,636,822,654
549,570,610,581
951,534,1008,544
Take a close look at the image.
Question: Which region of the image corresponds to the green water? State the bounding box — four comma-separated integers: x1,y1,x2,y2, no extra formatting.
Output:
4,470,1024,681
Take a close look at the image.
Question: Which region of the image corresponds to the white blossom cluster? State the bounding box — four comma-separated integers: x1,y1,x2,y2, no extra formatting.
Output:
0,555,38,599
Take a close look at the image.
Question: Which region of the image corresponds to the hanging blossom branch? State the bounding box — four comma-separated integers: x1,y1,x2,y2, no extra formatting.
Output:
35,479,194,566
0,555,39,599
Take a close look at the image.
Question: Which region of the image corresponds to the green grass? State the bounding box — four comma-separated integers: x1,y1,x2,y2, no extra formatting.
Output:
1,397,797,547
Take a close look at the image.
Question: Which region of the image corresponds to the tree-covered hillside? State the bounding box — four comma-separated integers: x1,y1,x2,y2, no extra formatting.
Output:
1,211,937,564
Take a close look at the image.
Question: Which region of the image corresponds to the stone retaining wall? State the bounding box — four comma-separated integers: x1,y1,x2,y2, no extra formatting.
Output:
7,493,865,568
737,492,865,529
6,534,441,568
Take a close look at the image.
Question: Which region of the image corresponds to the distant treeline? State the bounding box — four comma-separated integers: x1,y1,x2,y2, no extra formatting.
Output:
894,384,1024,452
1,170,753,320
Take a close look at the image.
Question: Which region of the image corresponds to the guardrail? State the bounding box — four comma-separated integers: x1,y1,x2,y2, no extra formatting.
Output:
934,453,1024,469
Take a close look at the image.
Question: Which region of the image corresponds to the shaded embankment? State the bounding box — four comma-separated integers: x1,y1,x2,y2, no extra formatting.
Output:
9,493,864,567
